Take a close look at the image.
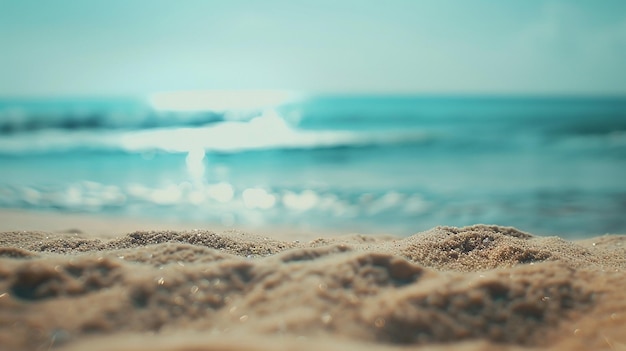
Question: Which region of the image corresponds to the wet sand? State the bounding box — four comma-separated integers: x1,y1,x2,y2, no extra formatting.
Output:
0,221,624,351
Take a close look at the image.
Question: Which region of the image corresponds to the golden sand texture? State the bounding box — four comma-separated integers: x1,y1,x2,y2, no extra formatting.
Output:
0,225,624,351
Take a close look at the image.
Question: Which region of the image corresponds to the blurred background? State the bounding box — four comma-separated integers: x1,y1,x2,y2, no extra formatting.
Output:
1,0,625,237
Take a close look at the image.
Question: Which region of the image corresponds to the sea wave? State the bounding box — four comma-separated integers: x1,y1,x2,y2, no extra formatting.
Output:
0,110,434,155
0,104,228,134
3,96,625,137
2,96,625,156
0,92,302,134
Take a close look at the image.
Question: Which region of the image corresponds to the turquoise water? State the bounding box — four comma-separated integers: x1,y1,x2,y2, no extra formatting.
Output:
1,95,625,237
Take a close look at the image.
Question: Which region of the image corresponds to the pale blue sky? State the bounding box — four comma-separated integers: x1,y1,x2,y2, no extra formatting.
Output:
1,0,625,96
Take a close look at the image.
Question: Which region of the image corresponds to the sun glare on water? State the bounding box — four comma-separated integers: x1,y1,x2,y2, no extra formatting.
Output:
148,90,299,112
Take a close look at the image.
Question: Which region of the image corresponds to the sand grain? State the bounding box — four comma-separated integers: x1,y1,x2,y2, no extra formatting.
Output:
0,225,624,351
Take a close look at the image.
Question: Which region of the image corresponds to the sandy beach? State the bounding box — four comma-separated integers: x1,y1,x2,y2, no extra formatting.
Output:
3,0,626,349
0,212,624,351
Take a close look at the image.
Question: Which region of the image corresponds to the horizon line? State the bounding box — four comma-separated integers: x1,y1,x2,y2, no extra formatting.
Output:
2,90,626,101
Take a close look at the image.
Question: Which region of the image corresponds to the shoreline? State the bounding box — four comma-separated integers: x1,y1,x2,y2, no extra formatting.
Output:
0,208,359,241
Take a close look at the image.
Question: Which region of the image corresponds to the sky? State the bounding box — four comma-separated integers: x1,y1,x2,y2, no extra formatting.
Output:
1,0,625,97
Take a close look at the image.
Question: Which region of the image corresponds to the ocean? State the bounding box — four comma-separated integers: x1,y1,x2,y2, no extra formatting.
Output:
0,94,625,238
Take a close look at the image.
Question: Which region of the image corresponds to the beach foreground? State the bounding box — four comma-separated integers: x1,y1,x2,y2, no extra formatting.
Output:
0,224,624,351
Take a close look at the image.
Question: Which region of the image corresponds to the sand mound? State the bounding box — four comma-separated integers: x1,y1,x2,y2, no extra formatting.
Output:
0,225,624,351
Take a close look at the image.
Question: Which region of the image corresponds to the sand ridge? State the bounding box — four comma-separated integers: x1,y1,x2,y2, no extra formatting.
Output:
0,225,624,351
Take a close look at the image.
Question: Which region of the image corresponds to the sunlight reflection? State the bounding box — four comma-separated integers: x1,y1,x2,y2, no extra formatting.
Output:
207,182,234,203
149,90,298,112
188,190,206,205
283,190,319,211
242,188,276,210
150,184,182,205
185,148,206,181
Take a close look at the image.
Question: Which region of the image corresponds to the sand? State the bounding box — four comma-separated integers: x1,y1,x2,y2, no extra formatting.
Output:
0,222,625,351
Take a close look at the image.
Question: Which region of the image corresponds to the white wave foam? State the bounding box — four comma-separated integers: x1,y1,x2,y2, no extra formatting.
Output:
120,109,362,153
0,109,430,154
